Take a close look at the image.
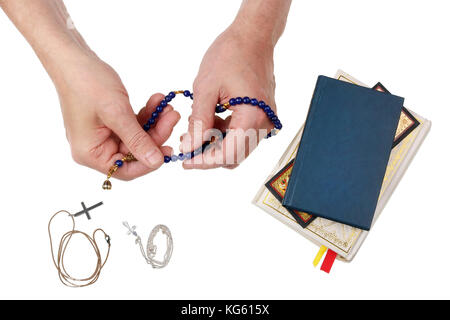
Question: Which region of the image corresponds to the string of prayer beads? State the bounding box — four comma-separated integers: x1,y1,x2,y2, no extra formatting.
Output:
103,91,283,190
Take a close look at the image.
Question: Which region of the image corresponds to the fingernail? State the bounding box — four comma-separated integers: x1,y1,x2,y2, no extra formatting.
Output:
145,149,163,167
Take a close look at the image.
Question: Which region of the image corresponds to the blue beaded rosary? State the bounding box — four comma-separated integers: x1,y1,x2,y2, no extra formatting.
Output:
102,90,282,190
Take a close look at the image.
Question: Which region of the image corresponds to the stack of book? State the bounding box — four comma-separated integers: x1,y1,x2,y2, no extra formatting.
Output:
253,71,431,272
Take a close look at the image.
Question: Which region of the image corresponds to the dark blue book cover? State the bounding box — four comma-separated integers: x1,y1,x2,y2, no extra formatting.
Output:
282,76,404,230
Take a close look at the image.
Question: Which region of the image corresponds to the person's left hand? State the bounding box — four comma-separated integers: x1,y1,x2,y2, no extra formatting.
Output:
179,25,278,169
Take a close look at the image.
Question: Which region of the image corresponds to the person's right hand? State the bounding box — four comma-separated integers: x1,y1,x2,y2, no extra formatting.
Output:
54,53,180,180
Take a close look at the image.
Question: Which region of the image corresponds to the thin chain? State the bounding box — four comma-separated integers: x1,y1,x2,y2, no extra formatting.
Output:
48,210,111,288
123,222,173,269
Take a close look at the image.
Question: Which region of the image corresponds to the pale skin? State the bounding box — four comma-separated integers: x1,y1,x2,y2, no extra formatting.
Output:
0,0,291,179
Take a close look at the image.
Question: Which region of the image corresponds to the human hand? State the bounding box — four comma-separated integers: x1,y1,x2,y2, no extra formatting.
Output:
179,25,278,169
55,53,180,180
1,0,181,180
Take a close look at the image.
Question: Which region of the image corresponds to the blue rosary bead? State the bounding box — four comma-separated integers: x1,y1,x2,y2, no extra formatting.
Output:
115,160,124,167
164,156,171,163
229,98,237,106
251,99,259,106
165,96,172,103
152,112,158,118
243,97,251,104
143,123,150,131
258,101,266,108
236,97,243,104
171,155,178,162
148,118,155,125
263,106,270,113
168,92,176,99
160,100,168,107
183,90,191,97
178,153,185,160
194,148,202,156
156,106,163,113
267,110,274,117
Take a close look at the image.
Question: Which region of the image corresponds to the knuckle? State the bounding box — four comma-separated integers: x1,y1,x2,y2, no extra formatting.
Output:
127,130,150,152
70,146,88,165
99,101,130,121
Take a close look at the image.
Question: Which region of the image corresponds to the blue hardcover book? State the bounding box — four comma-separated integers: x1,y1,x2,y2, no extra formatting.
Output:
282,76,404,230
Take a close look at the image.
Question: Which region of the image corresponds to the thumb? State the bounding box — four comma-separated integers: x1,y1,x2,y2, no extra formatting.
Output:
180,88,218,153
102,103,164,169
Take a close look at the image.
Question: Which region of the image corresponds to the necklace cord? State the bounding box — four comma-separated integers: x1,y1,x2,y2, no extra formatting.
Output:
48,210,111,288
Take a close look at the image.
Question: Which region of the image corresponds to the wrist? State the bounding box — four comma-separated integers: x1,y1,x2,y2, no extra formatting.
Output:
230,0,291,50
37,33,97,89
229,17,277,52
1,0,95,84
227,21,276,61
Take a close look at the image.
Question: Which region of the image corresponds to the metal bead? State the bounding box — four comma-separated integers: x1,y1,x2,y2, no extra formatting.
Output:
108,165,118,176
102,180,112,190
125,153,137,161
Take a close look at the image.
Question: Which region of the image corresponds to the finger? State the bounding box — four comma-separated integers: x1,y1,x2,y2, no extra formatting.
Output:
110,145,174,180
137,93,174,125
77,135,121,173
228,104,274,134
180,88,218,153
182,105,272,170
160,145,174,157
183,129,253,170
100,102,164,170
149,109,181,146
179,115,230,142
122,108,180,152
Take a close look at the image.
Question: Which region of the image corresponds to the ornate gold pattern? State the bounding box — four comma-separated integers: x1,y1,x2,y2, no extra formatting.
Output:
395,113,414,139
269,162,313,223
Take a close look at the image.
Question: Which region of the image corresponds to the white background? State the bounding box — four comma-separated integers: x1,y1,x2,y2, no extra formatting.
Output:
0,0,448,299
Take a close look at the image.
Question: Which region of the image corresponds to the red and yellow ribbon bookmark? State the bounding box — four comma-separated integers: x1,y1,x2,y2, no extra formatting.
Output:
313,245,337,274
